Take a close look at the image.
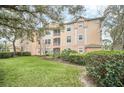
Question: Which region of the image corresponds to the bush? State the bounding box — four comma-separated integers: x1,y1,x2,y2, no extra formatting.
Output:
0,52,31,58
16,52,31,56
85,50,124,87
52,53,61,58
68,53,85,65
0,52,14,58
60,49,77,61
21,52,31,56
16,52,22,56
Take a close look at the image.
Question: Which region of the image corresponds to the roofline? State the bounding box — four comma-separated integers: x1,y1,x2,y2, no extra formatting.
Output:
45,16,105,29
64,17,104,25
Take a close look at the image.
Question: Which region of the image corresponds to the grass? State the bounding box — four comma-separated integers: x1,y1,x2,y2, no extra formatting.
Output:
0,56,84,87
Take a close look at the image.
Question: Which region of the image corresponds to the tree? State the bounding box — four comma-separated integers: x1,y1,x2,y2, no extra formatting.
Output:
103,5,124,50
102,39,112,50
36,27,45,56
0,5,86,56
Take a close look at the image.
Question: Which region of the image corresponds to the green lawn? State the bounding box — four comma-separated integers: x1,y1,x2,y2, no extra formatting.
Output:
0,56,83,87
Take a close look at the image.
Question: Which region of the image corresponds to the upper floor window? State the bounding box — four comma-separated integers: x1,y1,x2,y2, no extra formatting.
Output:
78,35,83,40
53,29,60,36
79,23,83,27
67,27,71,31
67,36,71,43
79,24,83,27
46,31,51,35
45,39,51,44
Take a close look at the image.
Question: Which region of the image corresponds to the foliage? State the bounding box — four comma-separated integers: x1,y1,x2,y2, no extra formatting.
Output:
52,53,61,58
85,50,124,87
16,52,31,56
103,5,124,50
0,52,31,58
68,53,85,65
60,49,77,61
0,5,85,56
0,52,13,58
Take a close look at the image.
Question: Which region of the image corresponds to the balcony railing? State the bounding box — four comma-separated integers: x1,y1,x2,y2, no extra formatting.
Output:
53,43,60,46
53,33,60,36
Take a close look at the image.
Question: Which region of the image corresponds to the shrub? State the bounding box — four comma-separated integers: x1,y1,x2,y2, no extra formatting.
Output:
16,52,23,56
0,52,14,58
68,53,85,65
85,50,124,87
60,49,77,61
0,52,31,58
22,52,31,56
16,52,31,56
53,53,61,58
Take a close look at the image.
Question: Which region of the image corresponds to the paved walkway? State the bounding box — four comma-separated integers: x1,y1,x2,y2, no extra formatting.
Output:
80,67,96,87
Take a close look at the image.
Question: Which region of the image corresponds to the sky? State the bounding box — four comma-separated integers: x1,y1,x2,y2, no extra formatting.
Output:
84,5,103,18
64,5,107,22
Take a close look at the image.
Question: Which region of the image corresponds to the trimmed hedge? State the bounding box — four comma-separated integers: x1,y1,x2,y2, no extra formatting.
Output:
85,51,124,87
0,52,31,58
0,52,14,58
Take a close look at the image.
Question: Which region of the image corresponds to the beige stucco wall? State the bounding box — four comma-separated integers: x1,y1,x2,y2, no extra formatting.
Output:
85,47,102,52
60,18,101,53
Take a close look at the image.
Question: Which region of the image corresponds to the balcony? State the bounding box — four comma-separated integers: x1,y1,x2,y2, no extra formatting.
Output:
53,43,60,46
53,38,60,47
53,33,60,36
53,29,60,36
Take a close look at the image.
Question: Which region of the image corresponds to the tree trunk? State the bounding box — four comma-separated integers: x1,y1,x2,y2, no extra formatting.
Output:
39,41,42,56
122,45,124,50
111,43,114,50
12,40,16,57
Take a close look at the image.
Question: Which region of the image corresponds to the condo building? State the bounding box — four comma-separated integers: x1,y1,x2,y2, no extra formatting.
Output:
13,17,103,55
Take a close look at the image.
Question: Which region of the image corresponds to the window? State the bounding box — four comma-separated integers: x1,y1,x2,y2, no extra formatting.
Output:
67,36,71,43
67,27,71,31
46,31,51,35
38,40,40,44
48,39,51,44
45,39,51,44
53,29,60,36
79,23,83,27
45,40,47,44
79,48,83,53
79,24,83,27
79,35,83,40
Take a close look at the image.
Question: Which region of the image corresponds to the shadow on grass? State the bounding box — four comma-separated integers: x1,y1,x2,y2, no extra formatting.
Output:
0,69,6,87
